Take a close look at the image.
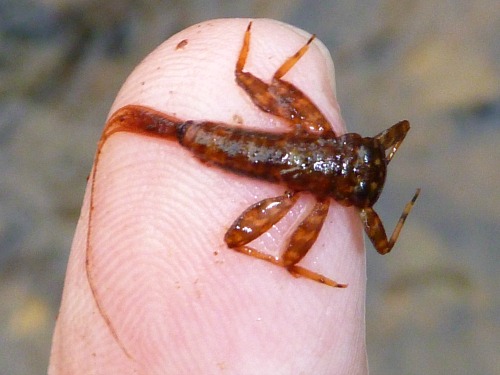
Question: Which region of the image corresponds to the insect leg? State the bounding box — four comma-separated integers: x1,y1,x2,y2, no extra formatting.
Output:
226,195,345,288
359,188,420,254
281,199,329,265
225,191,299,247
272,34,315,80
224,192,300,275
235,22,334,135
282,199,346,287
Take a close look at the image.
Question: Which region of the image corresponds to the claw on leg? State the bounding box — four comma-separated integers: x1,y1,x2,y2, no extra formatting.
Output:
232,245,347,288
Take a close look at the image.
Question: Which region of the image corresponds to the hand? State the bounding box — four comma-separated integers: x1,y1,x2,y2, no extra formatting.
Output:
49,18,368,375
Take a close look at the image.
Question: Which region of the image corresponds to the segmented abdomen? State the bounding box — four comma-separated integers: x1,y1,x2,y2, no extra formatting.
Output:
178,121,361,199
178,121,289,180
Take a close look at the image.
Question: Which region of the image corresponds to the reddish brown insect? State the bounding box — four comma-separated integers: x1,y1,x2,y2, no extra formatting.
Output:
87,22,419,356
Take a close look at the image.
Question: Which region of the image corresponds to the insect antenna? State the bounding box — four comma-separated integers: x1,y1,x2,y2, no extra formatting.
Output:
375,120,410,163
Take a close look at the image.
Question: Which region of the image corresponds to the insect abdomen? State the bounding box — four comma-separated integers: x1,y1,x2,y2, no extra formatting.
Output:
179,122,347,194
178,121,290,181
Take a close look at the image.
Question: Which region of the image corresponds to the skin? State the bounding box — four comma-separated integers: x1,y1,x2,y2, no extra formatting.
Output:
49,19,368,375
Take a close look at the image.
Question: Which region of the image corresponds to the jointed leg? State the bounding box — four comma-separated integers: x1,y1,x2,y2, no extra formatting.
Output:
282,199,329,265
225,191,299,247
235,22,334,135
224,192,302,280
360,188,420,254
272,34,315,80
226,194,346,288
281,199,346,287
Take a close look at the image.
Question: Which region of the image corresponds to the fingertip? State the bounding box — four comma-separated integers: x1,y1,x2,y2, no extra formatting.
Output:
52,18,366,373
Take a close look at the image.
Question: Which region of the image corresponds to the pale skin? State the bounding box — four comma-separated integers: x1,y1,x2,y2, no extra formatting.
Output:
49,19,368,374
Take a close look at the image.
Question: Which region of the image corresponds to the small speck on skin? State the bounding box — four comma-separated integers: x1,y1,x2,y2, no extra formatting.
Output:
232,114,244,125
176,39,188,50
217,362,226,370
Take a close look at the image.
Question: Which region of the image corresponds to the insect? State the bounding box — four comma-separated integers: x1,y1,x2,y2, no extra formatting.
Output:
87,22,420,356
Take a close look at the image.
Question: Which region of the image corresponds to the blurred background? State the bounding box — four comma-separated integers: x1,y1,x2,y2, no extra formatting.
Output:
0,0,498,374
